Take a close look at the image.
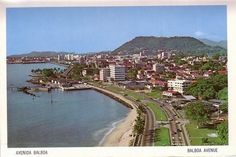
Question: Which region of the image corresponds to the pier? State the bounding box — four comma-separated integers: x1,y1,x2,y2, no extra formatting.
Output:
59,84,91,91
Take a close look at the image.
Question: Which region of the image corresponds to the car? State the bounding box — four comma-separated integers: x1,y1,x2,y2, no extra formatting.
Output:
177,128,182,132
175,121,180,124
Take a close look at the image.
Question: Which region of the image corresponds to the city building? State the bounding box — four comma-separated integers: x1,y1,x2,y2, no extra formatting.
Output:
65,54,74,61
152,63,165,73
57,55,63,61
162,90,179,97
109,64,125,81
157,51,172,60
167,78,191,94
99,68,110,81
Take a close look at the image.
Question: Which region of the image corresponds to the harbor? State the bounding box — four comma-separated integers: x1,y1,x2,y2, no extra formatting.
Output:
8,63,130,147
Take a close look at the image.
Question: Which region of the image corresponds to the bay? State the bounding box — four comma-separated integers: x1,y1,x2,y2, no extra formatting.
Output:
7,63,129,147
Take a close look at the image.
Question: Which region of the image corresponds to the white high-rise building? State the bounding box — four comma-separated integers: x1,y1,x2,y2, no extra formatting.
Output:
99,68,110,81
167,78,191,94
65,54,74,61
157,52,172,60
57,55,63,61
109,65,125,81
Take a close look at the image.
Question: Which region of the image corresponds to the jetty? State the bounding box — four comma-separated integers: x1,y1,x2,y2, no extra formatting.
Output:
59,84,91,91
17,87,36,97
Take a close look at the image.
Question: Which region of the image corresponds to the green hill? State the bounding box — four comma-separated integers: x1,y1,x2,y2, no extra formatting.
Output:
112,36,226,55
199,38,227,49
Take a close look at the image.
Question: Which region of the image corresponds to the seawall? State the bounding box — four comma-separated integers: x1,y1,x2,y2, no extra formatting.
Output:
90,86,136,109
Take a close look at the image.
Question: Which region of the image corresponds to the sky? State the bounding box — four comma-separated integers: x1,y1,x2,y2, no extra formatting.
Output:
7,6,227,55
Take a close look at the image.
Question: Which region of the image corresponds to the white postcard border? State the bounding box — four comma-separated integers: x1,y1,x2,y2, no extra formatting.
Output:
1,0,236,157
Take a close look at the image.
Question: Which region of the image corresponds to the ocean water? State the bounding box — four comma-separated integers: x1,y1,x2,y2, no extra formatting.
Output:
7,63,130,147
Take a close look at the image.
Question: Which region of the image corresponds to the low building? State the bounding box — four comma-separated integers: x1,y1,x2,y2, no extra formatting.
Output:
167,78,191,94
152,63,165,73
182,95,196,101
149,79,167,88
94,74,100,81
144,70,155,79
162,90,180,97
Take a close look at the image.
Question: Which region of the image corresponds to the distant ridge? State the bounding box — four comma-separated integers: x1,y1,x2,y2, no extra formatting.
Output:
7,51,111,57
199,38,227,49
8,36,227,57
112,36,226,55
8,51,71,57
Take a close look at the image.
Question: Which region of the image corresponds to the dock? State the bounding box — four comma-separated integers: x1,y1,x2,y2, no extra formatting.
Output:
60,84,91,91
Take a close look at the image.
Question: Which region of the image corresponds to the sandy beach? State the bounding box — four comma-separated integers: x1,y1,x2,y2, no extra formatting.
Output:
101,108,137,146
91,85,138,146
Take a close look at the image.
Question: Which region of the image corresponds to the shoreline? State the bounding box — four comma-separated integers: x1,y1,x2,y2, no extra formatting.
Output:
101,109,137,146
91,85,138,146
98,117,126,146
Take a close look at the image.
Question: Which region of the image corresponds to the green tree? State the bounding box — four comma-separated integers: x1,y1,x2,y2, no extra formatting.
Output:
212,53,221,60
187,74,227,100
42,69,56,78
184,101,209,128
200,60,223,71
219,102,228,113
127,68,138,80
70,64,85,80
202,137,209,144
218,87,228,100
187,79,216,100
133,108,145,135
211,75,227,91
217,121,228,144
165,72,176,79
190,62,203,70
176,59,187,65
218,87,228,113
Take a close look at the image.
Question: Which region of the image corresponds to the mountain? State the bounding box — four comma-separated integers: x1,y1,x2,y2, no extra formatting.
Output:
8,50,112,57
112,36,226,55
199,38,227,49
8,51,76,57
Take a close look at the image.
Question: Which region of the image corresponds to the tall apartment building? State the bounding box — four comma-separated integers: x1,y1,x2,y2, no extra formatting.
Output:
109,65,125,81
167,78,191,94
65,54,74,61
99,68,110,81
157,52,172,60
153,63,165,73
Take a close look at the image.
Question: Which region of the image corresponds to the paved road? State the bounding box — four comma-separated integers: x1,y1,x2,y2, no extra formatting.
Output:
154,99,190,146
116,94,155,146
141,104,155,146
127,94,188,146
125,96,155,146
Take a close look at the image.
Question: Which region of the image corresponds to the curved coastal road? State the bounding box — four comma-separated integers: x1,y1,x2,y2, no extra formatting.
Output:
154,99,190,146
141,104,155,146
89,83,157,146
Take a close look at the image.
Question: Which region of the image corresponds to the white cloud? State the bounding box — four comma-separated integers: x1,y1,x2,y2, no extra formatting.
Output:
194,31,205,37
